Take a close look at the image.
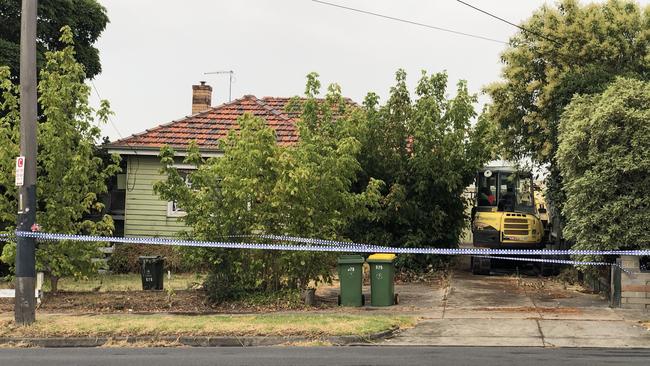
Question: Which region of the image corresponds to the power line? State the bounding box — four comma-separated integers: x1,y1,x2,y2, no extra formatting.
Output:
312,0,507,45
455,0,563,47
90,80,126,141
90,79,139,192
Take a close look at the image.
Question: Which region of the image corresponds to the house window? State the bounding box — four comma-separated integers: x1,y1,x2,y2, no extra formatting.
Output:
166,167,193,217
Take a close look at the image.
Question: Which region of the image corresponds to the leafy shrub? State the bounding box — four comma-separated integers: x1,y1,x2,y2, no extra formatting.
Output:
154,75,371,301
557,77,650,254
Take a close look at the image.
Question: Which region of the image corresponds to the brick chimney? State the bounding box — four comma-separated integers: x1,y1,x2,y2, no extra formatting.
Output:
192,81,212,114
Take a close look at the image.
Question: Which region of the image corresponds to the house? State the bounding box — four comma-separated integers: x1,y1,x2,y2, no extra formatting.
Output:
105,82,329,237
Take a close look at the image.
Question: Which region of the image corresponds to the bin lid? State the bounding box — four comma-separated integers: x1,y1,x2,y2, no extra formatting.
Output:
138,255,162,261
367,253,396,263
337,254,365,264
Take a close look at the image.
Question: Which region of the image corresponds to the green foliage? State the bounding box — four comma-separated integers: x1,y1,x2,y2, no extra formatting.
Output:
0,26,120,286
107,244,196,274
557,77,650,254
346,70,494,268
155,75,379,301
0,66,20,230
0,0,109,80
157,69,493,293
486,0,649,164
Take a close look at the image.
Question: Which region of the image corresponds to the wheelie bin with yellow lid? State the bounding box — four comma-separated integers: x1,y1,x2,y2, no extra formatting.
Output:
367,253,398,306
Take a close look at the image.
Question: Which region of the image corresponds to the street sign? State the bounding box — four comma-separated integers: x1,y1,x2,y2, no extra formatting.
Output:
15,156,25,186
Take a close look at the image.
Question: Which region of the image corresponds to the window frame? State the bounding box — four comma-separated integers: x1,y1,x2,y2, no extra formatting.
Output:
166,163,195,218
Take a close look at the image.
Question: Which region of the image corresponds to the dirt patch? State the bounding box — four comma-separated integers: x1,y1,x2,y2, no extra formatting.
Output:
0,289,329,314
511,277,590,301
0,299,13,313
0,277,446,315
394,270,447,285
473,306,582,314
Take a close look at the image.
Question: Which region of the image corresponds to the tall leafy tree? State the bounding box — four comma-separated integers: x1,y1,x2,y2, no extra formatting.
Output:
557,77,650,254
0,0,109,80
0,27,120,290
347,70,494,268
485,0,649,209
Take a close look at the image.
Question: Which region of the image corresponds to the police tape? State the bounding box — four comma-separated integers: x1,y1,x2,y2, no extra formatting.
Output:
0,231,645,272
217,234,385,249
247,235,636,273
2,231,649,258
212,233,650,257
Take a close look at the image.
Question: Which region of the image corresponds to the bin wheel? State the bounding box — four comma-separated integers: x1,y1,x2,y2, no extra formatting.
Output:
394,293,399,305
471,256,479,274
361,294,365,306
471,256,491,275
539,261,557,277
337,294,341,306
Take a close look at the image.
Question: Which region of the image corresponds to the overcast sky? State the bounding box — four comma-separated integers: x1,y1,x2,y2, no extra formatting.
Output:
89,0,648,141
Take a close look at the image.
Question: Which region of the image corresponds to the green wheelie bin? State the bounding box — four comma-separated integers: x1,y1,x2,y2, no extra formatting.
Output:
367,253,398,306
337,255,365,307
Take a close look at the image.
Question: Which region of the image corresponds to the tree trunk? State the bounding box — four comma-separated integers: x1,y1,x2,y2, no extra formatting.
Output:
303,288,316,306
50,275,59,293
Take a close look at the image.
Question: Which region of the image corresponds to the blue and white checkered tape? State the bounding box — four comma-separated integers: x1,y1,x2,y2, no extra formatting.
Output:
2,231,648,257
0,231,645,272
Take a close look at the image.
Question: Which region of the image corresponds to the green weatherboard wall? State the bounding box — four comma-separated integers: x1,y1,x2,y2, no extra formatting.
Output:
124,155,187,237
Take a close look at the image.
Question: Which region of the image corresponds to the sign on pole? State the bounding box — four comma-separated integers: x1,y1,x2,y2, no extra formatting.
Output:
15,156,25,186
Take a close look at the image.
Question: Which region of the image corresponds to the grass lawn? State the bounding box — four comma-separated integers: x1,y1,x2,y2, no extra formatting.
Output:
1,273,206,292
0,313,415,338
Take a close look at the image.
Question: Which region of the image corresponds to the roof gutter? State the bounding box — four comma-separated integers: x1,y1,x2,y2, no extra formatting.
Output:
105,146,224,158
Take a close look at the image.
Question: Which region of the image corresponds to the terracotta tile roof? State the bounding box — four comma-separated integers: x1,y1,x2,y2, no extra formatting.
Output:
106,95,354,153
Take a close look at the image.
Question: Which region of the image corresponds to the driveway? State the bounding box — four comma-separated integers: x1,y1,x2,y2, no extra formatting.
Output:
382,262,650,347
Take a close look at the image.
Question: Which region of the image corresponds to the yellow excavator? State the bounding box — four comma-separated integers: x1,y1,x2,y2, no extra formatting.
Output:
470,161,547,275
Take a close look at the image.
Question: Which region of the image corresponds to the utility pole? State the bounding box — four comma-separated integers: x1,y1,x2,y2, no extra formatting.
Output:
204,70,234,102
14,0,38,326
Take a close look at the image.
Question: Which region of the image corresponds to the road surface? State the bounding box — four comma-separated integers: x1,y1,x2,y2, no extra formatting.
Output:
1,346,649,366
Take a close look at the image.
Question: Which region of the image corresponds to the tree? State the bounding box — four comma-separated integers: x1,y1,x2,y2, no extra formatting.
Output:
557,77,649,254
0,0,109,80
0,27,120,290
485,0,649,210
346,70,494,269
154,74,380,302
487,0,649,162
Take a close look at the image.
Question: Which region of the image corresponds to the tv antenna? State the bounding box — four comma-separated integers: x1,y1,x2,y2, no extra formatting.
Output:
204,70,234,102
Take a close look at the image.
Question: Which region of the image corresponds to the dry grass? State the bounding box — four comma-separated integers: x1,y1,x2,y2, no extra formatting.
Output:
51,273,206,292
100,339,185,348
0,273,206,292
0,313,414,338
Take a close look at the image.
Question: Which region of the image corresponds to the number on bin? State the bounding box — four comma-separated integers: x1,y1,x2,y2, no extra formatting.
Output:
347,267,355,272
376,265,383,270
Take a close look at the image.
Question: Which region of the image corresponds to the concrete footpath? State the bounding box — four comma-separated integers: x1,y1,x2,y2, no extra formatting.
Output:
382,269,650,348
